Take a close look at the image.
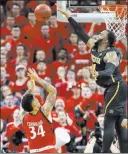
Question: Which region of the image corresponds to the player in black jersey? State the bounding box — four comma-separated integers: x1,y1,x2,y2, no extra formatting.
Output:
58,7,128,153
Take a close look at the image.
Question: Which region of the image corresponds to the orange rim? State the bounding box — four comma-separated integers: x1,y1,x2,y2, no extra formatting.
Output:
99,4,127,19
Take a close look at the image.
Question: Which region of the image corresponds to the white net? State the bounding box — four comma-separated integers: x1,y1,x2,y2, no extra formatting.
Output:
99,5,127,40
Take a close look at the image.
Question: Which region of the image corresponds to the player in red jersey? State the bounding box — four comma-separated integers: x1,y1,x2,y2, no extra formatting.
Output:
20,68,57,153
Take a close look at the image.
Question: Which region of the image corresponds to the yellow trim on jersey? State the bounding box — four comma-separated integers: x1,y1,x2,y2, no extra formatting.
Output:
111,75,115,83
77,105,85,114
105,82,120,114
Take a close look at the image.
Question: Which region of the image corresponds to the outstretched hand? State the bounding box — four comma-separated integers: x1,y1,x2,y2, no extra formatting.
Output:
27,68,39,81
56,3,70,18
121,118,128,128
90,64,99,81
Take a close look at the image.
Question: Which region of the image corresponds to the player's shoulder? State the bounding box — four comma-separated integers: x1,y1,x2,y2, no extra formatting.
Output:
23,112,30,121
108,47,119,53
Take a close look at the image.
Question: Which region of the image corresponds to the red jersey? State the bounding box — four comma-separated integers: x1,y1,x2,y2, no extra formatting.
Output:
23,109,57,153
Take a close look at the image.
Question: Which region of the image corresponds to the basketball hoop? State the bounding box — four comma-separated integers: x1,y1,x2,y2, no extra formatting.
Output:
99,4,127,40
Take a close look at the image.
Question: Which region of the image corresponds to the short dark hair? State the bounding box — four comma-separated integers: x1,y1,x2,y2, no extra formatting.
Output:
16,43,26,49
12,24,21,29
21,94,34,112
27,8,34,16
107,30,116,47
12,3,20,8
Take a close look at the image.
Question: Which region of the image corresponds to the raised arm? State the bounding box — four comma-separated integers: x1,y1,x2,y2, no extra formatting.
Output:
20,80,35,121
57,7,95,48
27,68,57,116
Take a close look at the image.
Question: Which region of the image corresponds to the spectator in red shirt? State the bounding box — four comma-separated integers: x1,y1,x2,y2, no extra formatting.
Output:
52,48,70,79
1,85,12,102
55,66,68,97
37,62,50,79
21,8,41,42
48,15,63,40
66,70,77,90
11,3,28,28
4,109,25,153
0,67,10,86
9,64,28,94
73,40,92,72
33,24,59,63
64,32,79,58
1,46,8,55
65,83,81,114
18,57,29,67
31,50,46,69
88,79,97,94
2,24,31,60
95,86,105,106
0,5,5,26
52,97,73,125
77,66,91,86
1,13,15,40
10,44,28,67
1,94,20,123
1,54,15,81
54,111,82,153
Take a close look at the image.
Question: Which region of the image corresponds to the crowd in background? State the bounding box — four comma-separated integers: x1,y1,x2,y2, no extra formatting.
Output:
0,0,127,153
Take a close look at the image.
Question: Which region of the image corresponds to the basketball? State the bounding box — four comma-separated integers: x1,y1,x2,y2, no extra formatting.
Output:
34,4,52,22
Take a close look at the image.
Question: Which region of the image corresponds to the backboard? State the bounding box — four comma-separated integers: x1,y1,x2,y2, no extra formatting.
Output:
57,0,127,23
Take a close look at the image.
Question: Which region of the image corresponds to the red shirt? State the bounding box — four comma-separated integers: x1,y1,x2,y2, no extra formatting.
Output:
73,52,92,71
33,35,59,63
93,93,104,106
5,122,24,152
23,109,56,153
120,60,128,73
114,41,127,58
14,15,28,28
21,22,41,42
78,79,89,87
86,111,97,130
9,79,28,94
65,96,81,113
26,0,40,11
1,106,19,123
55,78,68,97
2,38,32,60
51,61,70,83
1,65,15,81
64,43,79,56
93,23,106,33
49,23,65,39
0,26,12,39
84,23,106,34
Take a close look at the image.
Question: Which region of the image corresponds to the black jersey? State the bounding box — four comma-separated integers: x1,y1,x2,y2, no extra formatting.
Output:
67,17,123,88
91,47,123,88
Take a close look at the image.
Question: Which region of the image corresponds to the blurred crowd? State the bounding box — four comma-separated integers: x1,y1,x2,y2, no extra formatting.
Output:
0,0,127,153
